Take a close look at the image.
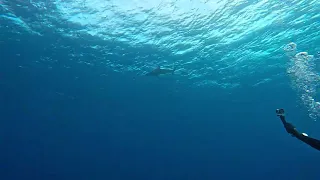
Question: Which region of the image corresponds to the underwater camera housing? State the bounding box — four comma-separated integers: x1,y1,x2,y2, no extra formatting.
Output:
276,108,285,116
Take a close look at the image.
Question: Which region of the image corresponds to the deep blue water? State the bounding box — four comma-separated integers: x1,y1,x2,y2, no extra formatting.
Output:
1,0,320,180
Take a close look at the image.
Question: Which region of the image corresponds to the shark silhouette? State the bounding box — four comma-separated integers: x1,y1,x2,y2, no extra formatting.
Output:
145,66,176,76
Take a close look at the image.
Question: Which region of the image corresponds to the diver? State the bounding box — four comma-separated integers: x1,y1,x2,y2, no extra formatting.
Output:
276,108,320,151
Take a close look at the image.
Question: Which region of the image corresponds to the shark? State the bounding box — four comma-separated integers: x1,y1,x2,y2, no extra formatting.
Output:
145,66,176,76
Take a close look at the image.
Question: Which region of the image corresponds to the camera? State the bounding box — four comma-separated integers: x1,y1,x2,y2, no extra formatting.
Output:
276,109,285,116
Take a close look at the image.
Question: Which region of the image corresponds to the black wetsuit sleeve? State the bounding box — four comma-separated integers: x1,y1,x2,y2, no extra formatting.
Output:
294,132,320,151
280,115,320,151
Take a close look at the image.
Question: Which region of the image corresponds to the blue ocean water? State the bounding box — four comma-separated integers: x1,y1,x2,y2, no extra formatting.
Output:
1,0,320,179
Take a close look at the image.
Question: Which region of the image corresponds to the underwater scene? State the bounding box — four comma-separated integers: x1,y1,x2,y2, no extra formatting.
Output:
1,0,320,179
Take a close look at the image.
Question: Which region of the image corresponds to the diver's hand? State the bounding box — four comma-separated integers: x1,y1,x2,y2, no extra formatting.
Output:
284,122,298,135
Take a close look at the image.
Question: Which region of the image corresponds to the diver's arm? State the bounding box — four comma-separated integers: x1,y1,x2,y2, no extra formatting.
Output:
293,130,320,151
282,117,320,151
278,115,300,136
276,109,320,151
279,115,287,126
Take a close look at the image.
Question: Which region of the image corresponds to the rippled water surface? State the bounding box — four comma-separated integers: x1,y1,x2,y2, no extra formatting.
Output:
1,0,320,118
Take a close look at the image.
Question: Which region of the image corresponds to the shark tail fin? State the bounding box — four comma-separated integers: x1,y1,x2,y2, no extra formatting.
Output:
172,65,176,74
